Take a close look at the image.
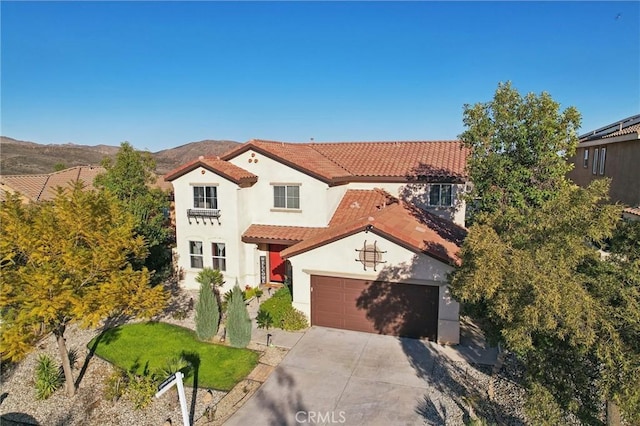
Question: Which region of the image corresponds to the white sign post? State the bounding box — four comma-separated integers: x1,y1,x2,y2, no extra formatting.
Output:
155,371,190,426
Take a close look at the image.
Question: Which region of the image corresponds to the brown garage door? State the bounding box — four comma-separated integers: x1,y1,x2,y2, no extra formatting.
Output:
311,275,439,340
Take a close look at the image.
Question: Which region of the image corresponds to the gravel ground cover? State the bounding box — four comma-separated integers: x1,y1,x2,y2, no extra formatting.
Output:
1,282,532,426
0,313,227,426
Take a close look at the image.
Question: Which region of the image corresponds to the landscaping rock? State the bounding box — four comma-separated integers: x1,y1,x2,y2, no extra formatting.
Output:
202,390,214,404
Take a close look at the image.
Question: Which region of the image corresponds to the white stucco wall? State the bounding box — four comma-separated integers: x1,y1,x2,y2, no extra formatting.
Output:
228,150,331,227
287,230,460,344
171,166,245,291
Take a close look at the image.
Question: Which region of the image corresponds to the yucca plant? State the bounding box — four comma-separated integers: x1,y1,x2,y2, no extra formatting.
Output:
35,354,63,400
256,309,273,330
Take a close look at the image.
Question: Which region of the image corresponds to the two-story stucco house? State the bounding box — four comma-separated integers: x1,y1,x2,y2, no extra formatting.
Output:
165,139,468,344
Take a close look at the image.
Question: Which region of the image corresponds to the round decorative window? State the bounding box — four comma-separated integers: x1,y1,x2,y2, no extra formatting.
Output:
356,240,386,271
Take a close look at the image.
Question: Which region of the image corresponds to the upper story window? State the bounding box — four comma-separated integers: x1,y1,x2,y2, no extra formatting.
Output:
583,149,589,168
428,184,453,207
193,186,217,209
273,185,300,209
592,148,599,175
599,147,606,175
189,241,203,269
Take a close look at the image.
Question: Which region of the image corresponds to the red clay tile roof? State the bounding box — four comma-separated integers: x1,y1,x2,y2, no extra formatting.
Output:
603,123,640,138
0,166,104,202
164,156,257,185
311,141,468,181
241,224,326,245
328,189,397,226
282,192,467,265
623,206,640,217
221,139,468,184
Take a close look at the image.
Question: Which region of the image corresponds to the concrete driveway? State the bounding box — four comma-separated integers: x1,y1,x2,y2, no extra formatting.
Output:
225,326,498,426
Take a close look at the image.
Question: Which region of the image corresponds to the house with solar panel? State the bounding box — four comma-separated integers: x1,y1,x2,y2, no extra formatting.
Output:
567,114,640,220
165,139,469,344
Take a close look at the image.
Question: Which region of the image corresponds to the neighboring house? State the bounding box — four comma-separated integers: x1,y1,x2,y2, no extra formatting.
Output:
0,165,172,204
622,206,640,222
567,114,640,208
165,139,469,344
0,166,105,203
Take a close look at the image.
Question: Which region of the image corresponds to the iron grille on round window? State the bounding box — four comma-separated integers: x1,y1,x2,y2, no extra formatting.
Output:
355,240,387,271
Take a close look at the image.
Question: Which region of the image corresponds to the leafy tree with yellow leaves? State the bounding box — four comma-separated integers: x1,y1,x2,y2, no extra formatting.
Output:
0,183,167,397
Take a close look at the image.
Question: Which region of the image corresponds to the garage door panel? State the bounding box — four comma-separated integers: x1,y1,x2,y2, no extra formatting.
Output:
344,279,369,290
311,275,438,340
314,304,344,316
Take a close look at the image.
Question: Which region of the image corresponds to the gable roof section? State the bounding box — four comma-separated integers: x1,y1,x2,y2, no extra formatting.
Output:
281,190,466,265
221,139,468,184
221,140,352,183
164,156,257,186
0,166,104,202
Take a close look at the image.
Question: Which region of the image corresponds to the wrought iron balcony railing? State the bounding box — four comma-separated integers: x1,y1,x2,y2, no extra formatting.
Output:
187,209,221,224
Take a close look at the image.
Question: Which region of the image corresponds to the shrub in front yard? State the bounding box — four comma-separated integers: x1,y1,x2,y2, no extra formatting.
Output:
226,285,252,348
259,287,293,326
259,286,308,330
281,308,309,331
104,368,128,403
34,354,63,400
256,309,274,330
125,369,158,409
195,270,220,341
244,286,257,300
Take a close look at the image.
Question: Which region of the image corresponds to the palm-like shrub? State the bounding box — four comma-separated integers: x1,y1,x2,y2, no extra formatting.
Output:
35,354,62,400
195,268,221,341
256,309,273,330
226,284,252,348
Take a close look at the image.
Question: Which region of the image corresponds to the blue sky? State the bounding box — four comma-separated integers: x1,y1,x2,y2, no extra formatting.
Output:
1,1,638,152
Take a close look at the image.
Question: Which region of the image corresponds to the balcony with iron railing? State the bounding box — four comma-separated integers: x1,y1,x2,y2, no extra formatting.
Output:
187,208,221,224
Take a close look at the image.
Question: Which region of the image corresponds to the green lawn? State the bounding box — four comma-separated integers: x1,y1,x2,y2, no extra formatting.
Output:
89,322,259,391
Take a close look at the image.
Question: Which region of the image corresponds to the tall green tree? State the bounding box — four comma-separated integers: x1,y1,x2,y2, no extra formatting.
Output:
194,268,222,341
451,83,639,423
0,184,168,397
461,81,581,224
94,142,172,281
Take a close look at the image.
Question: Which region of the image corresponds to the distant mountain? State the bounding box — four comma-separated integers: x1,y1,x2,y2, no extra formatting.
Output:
0,136,240,175
153,139,240,174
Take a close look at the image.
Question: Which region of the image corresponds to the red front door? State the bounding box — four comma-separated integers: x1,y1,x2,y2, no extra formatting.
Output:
269,244,288,282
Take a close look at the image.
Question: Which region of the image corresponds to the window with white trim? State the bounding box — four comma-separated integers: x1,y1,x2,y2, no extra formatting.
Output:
189,241,203,269
193,186,217,209
273,185,300,209
428,184,453,207
592,148,599,175
212,242,226,271
599,147,606,175
583,149,589,168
